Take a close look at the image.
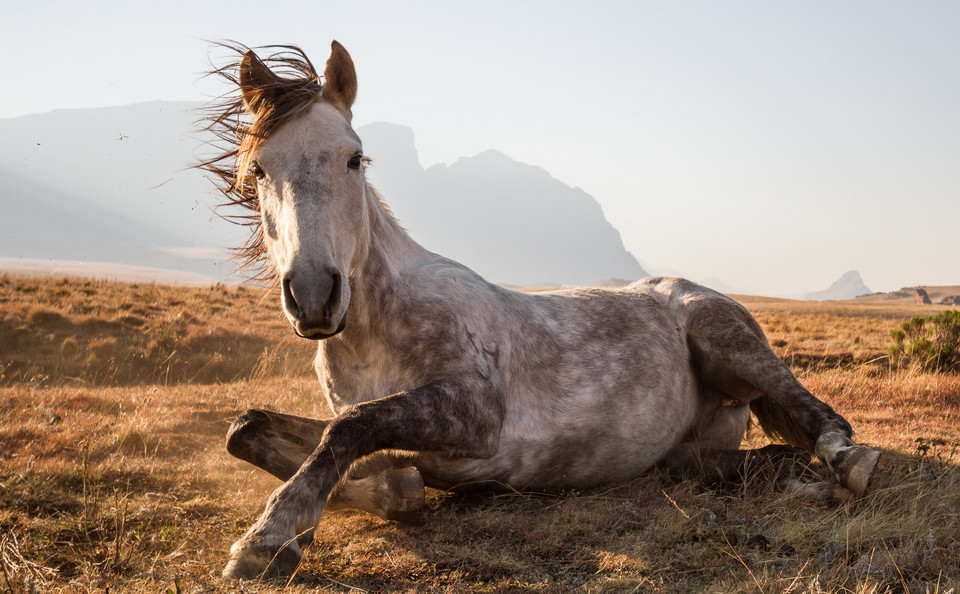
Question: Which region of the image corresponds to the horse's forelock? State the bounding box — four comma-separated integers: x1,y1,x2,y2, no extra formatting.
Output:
197,42,322,283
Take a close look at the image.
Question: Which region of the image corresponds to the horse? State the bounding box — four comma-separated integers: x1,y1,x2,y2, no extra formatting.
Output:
199,41,880,581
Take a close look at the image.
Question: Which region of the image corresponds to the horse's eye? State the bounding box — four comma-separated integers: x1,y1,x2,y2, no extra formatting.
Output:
252,161,265,180
347,153,363,171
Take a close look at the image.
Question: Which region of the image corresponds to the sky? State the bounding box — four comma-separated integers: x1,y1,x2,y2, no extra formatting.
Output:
2,1,958,296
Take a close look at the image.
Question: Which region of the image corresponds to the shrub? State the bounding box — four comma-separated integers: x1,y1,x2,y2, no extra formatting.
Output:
26,306,66,326
888,310,960,372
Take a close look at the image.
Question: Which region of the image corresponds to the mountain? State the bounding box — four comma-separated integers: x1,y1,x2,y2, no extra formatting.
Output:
805,270,872,301
0,103,646,286
360,122,647,286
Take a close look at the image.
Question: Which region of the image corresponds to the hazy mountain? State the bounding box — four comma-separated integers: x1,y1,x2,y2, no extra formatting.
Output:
360,122,647,286
0,101,242,281
806,270,872,301
1,103,646,286
1,165,191,269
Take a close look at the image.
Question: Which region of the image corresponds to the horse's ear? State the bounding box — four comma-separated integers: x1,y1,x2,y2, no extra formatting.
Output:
239,50,280,115
322,40,357,118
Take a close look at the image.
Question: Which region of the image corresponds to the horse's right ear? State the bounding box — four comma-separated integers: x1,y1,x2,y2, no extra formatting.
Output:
322,40,357,119
239,50,280,115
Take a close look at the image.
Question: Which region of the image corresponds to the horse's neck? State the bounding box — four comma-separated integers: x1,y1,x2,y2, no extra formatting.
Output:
346,182,430,336
318,184,429,401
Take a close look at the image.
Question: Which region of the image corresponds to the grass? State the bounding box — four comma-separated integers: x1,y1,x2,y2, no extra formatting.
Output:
1,275,958,592
0,274,314,386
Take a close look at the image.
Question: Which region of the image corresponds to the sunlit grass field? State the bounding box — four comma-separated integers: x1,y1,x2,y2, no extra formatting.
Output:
1,275,958,593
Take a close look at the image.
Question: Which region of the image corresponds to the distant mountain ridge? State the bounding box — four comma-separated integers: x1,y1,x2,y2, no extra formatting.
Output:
0,103,647,287
806,270,872,301
360,122,647,286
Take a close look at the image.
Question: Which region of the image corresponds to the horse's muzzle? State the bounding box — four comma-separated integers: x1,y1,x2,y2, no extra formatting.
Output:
281,268,347,339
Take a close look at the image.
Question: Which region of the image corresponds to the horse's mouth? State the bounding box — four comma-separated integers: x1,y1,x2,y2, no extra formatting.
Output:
294,314,347,340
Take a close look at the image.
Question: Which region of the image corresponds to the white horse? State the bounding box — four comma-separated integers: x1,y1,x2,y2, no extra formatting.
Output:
199,41,880,581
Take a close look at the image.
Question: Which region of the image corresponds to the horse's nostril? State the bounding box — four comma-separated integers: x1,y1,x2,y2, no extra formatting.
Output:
326,271,342,315
282,274,303,320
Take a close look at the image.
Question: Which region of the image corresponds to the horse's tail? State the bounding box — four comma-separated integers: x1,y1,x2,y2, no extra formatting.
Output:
749,395,812,450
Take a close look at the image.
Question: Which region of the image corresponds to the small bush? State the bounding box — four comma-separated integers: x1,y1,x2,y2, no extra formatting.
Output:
26,306,66,326
888,310,960,372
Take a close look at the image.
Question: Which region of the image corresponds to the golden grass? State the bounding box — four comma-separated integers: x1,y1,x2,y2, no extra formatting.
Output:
0,274,314,386
1,276,958,592
738,295,955,372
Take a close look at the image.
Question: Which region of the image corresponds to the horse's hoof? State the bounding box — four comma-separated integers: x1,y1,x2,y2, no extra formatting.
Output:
374,467,425,524
834,446,880,496
386,509,427,525
387,467,426,513
222,537,303,581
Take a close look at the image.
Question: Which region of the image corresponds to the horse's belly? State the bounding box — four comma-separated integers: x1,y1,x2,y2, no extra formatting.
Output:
418,373,701,490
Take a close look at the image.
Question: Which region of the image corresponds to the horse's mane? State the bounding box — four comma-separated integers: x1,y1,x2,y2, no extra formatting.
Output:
197,42,322,282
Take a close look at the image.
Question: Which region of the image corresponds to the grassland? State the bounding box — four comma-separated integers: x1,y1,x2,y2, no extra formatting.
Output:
1,275,958,593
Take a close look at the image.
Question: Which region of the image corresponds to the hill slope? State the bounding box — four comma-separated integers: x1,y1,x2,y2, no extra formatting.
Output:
0,102,241,280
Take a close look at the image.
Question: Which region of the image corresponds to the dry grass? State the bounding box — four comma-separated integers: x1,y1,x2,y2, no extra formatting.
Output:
736,295,956,373
0,274,314,386
1,276,958,593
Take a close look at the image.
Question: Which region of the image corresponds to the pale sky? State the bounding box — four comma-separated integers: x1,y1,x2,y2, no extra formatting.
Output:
2,1,958,296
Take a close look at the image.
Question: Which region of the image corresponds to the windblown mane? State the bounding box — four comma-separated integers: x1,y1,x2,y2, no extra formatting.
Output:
197,43,322,281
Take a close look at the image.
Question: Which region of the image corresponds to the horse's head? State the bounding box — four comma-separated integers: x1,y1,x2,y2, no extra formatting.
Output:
236,42,367,339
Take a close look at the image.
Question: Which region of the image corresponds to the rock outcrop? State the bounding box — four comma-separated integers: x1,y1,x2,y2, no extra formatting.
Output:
805,271,872,301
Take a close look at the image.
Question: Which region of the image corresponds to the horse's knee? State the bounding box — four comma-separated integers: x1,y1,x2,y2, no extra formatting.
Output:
226,409,309,480
226,408,272,462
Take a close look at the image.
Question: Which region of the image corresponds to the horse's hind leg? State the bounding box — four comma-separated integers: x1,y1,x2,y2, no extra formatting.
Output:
685,297,880,496
666,441,811,490
664,401,852,500
226,409,425,523
665,401,804,488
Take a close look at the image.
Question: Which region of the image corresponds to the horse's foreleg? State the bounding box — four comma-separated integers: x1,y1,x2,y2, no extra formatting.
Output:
222,378,503,580
227,409,326,481
687,305,880,496
325,462,426,524
226,409,425,525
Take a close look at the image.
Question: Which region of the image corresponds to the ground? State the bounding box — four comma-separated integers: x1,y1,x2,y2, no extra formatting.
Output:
1,275,958,593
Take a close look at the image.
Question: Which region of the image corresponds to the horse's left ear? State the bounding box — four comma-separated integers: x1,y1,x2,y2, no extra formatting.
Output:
239,50,281,116
322,40,357,118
